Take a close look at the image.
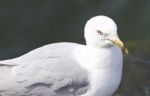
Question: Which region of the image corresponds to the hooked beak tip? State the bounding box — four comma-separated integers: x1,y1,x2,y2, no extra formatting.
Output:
109,38,128,55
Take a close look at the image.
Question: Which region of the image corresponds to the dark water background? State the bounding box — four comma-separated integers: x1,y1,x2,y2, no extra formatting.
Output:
0,0,149,96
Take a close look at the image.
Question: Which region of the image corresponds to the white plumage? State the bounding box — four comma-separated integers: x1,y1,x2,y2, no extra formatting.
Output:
0,15,126,96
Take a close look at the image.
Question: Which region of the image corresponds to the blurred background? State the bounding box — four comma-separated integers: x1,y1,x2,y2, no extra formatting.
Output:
0,0,149,96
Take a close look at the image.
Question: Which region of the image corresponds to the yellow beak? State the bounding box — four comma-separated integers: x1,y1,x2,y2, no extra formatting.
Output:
109,38,128,54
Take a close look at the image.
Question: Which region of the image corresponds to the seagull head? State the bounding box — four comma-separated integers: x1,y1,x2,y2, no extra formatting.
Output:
84,15,128,54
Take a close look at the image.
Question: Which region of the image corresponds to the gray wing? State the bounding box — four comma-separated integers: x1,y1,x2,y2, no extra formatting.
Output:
0,43,90,96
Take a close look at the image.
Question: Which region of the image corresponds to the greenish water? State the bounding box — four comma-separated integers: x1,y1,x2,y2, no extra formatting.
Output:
0,0,150,96
114,42,150,96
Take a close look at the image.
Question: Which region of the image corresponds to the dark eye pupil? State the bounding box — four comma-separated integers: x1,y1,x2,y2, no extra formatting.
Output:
97,30,103,35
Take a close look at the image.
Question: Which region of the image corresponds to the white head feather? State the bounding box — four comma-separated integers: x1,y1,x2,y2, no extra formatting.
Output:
84,15,119,48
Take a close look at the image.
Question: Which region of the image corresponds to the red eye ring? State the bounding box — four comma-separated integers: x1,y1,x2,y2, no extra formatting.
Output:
97,30,103,35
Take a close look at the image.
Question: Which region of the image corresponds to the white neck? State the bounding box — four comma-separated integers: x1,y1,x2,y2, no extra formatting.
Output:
73,45,123,96
74,45,122,70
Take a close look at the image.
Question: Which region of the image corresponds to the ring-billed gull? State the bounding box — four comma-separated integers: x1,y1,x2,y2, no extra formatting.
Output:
0,15,128,96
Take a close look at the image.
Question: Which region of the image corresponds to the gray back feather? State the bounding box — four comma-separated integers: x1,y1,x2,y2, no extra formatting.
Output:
0,43,90,96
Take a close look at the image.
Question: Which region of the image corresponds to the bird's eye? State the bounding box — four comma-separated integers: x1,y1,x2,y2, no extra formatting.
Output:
97,30,103,35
